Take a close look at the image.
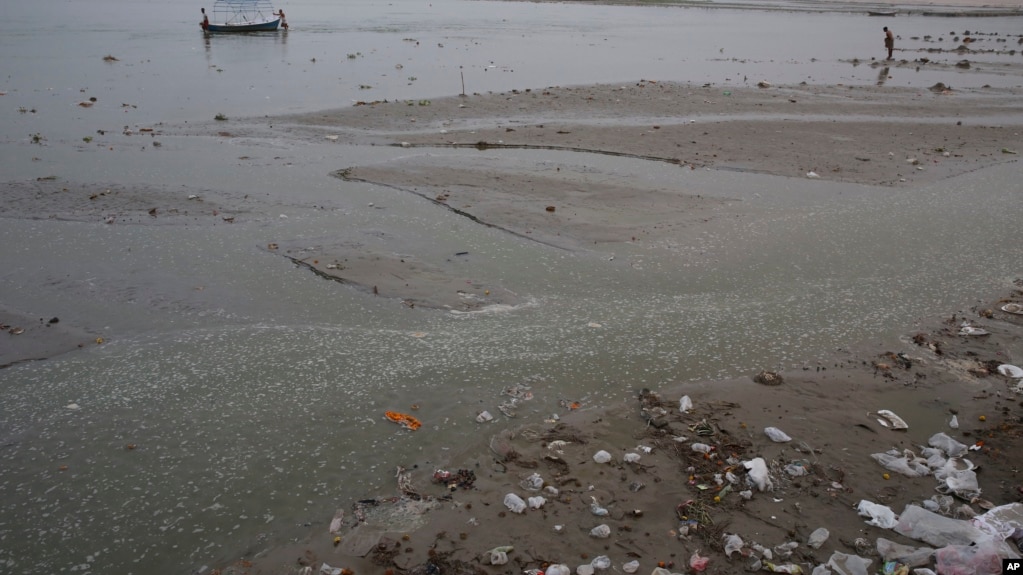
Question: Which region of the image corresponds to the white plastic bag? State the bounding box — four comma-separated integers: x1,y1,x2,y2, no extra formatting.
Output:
764,426,792,442
503,493,527,514
679,395,693,413
744,457,773,491
547,565,571,575
527,496,547,509
592,450,612,463
826,552,872,575
589,524,611,538
807,527,830,549
928,432,968,458
856,500,898,528
723,533,745,557
622,560,640,573
893,505,985,547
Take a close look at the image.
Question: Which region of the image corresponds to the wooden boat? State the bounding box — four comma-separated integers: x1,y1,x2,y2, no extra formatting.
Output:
202,0,282,33
867,10,898,16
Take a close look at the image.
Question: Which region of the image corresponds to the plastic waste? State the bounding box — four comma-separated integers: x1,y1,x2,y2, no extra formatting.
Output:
544,485,559,496
875,538,935,567
808,527,830,549
928,432,968,457
489,551,510,565
810,566,832,575
547,565,571,575
320,564,343,575
763,562,804,574
997,364,1023,378
744,457,773,491
739,489,753,500
623,452,641,463
689,550,709,572
679,395,693,413
871,450,930,477
590,556,611,570
503,493,527,514
590,524,611,538
590,497,609,516
576,565,594,575
622,560,640,574
948,415,959,429
592,450,612,463
764,426,792,442
893,505,985,547
774,541,799,558
691,442,713,454
785,462,809,477
527,496,546,509
329,509,344,534
521,472,544,491
856,500,898,529
826,552,872,575
723,533,745,557
476,410,494,423
876,410,909,430
972,502,1023,540
934,541,1005,575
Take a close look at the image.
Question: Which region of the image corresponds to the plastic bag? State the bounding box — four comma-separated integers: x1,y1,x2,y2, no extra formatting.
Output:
857,500,898,528
875,538,935,567
723,533,745,557
934,541,1005,575
928,433,968,458
871,451,930,477
808,527,830,549
622,561,640,574
765,426,792,442
547,565,571,575
826,552,872,575
527,496,547,509
689,550,709,572
590,524,611,538
521,472,544,491
679,395,693,413
744,457,774,491
503,493,526,513
893,505,985,547
590,556,611,570
592,450,612,463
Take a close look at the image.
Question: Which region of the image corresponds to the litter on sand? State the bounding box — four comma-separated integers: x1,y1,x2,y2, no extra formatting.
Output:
385,411,422,430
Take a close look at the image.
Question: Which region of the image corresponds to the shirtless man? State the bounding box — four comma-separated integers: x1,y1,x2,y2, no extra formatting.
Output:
884,27,894,60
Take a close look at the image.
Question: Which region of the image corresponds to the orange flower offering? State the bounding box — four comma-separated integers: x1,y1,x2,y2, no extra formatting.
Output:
385,411,422,431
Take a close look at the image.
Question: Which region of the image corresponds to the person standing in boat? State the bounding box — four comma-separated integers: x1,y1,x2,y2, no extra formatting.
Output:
200,7,209,31
883,26,895,60
275,9,288,30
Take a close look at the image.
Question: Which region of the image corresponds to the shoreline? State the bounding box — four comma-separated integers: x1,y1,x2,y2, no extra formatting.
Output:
221,286,1023,575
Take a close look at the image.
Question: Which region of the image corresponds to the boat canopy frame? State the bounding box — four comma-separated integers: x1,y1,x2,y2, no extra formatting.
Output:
210,0,279,27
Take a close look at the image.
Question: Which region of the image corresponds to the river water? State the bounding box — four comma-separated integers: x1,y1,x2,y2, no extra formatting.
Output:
1,1,1022,573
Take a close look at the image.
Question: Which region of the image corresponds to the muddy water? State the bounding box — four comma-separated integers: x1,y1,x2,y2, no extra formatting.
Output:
1,0,1022,573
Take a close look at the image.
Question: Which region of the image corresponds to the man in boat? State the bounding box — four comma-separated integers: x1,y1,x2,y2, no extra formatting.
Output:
883,27,894,60
200,7,209,31
275,9,288,30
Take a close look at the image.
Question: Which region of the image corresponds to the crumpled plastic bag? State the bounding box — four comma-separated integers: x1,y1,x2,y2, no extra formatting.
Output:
893,505,985,547
826,551,873,575
928,432,968,458
871,450,930,477
744,457,774,491
934,541,1007,575
857,500,898,529
875,537,935,567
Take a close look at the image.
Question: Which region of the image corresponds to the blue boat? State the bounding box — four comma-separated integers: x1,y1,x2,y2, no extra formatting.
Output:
201,0,285,33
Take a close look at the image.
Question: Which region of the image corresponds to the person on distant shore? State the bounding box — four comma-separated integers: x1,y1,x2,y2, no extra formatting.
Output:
275,9,289,30
884,26,895,60
200,7,209,31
